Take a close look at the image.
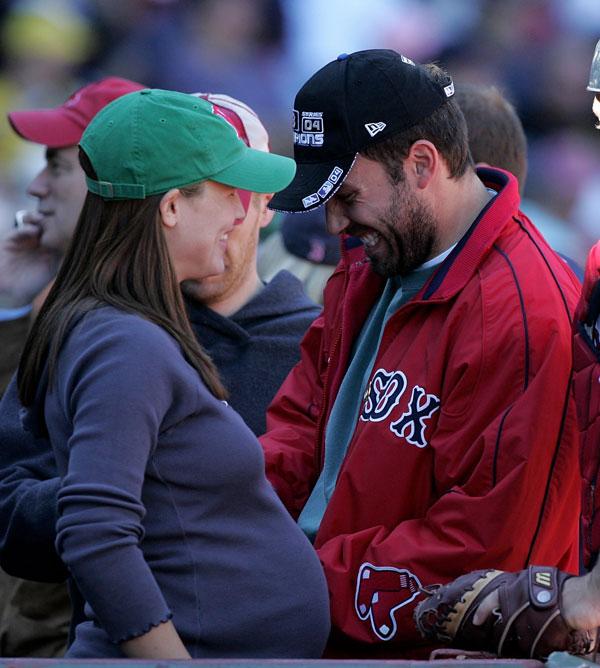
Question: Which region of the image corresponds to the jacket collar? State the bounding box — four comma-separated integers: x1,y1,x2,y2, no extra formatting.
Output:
422,167,520,300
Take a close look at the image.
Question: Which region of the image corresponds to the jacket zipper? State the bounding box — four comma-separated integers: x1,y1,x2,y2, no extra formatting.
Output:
313,261,352,472
314,322,343,472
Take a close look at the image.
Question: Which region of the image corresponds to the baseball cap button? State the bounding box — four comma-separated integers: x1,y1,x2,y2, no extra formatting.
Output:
337,53,349,60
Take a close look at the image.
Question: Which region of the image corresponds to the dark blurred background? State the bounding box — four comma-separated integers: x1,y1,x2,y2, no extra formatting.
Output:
0,0,598,264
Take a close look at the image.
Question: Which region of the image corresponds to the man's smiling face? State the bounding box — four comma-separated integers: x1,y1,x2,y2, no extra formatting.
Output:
325,154,437,277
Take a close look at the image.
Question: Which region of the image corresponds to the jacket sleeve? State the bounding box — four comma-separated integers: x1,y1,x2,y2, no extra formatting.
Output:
314,268,581,648
261,313,327,519
0,375,66,582
54,318,179,644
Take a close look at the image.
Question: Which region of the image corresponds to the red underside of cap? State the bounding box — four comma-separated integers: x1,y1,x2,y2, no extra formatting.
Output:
8,109,85,148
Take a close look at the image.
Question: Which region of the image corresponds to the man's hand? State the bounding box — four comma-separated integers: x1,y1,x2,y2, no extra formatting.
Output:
414,567,597,659
473,563,600,632
0,212,61,308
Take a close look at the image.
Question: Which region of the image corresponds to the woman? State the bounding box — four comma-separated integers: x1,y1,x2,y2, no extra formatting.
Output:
17,89,330,659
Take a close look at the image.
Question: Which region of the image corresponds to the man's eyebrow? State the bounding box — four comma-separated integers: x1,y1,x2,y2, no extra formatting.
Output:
336,185,356,199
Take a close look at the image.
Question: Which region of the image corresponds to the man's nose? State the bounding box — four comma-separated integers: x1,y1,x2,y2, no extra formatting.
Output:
27,168,50,199
325,199,350,235
233,191,245,224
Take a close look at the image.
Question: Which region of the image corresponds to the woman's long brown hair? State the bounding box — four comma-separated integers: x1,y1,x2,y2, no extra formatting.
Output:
18,149,227,406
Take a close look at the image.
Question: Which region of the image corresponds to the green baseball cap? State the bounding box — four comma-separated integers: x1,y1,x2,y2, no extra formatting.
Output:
80,89,296,200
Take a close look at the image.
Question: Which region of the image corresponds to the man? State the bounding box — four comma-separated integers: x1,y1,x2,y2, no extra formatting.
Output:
578,42,600,565
412,42,600,661
454,83,527,191
0,87,319,655
260,50,582,658
0,77,145,395
455,82,583,278
185,93,320,436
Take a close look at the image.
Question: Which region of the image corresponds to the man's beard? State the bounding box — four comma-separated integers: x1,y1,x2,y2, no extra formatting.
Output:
181,231,258,307
368,188,437,277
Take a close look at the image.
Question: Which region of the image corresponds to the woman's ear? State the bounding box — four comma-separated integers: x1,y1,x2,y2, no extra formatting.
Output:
159,189,181,229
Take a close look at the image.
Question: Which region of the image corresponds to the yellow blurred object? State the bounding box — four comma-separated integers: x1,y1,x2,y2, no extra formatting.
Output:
0,78,27,169
2,8,94,64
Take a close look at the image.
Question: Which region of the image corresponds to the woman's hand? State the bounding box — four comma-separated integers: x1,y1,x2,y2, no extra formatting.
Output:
120,620,191,659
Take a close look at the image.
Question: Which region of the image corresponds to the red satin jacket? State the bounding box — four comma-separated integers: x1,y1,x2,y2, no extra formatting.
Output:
261,168,582,655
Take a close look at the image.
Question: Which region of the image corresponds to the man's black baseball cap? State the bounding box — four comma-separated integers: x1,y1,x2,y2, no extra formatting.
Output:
270,49,455,213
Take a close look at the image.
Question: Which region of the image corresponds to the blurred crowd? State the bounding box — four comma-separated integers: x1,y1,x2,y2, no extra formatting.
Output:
0,0,598,265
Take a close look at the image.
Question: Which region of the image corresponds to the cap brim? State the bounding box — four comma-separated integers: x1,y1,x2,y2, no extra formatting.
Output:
8,109,83,148
210,145,296,194
268,155,355,213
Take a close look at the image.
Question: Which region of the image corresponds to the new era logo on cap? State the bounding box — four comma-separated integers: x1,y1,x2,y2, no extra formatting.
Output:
365,122,387,137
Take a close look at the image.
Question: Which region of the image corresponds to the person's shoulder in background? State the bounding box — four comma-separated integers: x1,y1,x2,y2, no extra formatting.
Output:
0,311,31,397
258,208,340,305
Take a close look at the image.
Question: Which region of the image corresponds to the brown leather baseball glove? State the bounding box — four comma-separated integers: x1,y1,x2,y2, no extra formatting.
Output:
414,566,597,660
